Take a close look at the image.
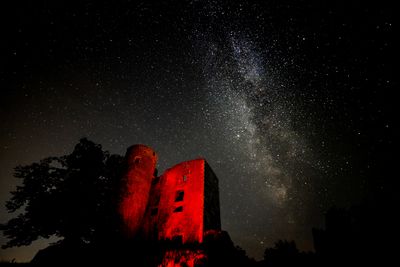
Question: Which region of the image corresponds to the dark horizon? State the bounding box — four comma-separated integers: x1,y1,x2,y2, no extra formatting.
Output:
0,0,394,263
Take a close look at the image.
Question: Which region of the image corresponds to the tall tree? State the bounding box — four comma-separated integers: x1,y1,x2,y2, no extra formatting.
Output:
1,138,124,248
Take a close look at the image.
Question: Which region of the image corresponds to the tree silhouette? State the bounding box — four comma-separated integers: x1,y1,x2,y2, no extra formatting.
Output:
263,240,299,266
0,138,124,249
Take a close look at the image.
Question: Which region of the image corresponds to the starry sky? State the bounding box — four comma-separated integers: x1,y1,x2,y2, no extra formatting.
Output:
0,0,394,262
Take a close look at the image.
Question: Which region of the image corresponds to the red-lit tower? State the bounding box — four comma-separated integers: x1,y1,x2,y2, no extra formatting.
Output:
119,144,157,237
141,158,221,243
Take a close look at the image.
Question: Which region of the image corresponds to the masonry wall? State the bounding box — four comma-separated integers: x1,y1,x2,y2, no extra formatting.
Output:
119,145,157,238
157,159,205,243
141,158,221,245
204,162,221,232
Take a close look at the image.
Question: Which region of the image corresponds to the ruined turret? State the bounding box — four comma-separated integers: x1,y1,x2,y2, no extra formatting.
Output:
119,144,158,237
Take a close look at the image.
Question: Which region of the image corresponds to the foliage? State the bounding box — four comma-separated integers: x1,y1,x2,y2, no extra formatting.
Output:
0,138,124,249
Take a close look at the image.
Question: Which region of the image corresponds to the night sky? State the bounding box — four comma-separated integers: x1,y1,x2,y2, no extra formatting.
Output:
0,0,394,262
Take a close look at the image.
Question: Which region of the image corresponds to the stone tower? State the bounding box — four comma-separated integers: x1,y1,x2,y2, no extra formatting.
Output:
119,144,158,237
141,158,221,243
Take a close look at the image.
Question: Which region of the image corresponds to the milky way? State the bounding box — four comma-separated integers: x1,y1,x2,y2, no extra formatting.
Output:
191,29,327,254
